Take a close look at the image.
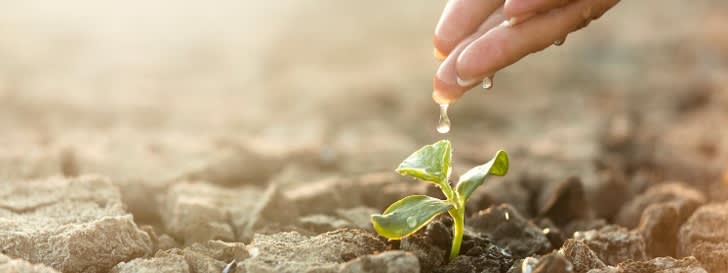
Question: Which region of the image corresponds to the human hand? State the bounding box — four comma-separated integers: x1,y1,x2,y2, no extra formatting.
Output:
432,0,620,104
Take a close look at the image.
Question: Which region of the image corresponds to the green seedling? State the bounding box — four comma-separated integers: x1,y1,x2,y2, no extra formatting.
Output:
370,140,508,261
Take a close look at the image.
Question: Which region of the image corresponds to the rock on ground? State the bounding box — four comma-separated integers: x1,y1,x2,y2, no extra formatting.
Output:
586,256,707,273
0,146,70,180
465,176,530,219
574,225,646,266
0,176,153,273
140,225,180,253
73,136,289,224
530,253,574,273
678,202,728,273
242,228,385,273
559,239,607,273
400,230,447,272
299,207,377,234
339,251,419,273
536,177,592,226
300,214,353,233
335,207,378,231
283,173,426,216
635,202,681,257
615,182,706,229
111,252,190,273
0,254,60,273
111,240,248,273
161,181,298,244
468,204,552,258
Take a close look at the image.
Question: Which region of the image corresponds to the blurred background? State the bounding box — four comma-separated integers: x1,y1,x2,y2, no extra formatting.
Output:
1,0,727,221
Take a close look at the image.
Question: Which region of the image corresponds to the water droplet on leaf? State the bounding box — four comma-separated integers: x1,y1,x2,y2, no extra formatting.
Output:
406,216,417,228
437,104,451,134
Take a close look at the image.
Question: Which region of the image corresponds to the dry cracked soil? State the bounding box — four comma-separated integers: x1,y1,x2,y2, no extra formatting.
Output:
1,0,728,273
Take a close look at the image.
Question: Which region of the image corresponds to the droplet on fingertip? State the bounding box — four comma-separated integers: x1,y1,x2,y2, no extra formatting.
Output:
482,77,493,89
501,17,518,27
434,48,447,61
406,216,417,228
432,91,450,105
553,38,565,46
456,76,478,87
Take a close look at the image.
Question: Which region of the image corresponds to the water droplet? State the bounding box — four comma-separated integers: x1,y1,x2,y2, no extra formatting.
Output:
504,211,510,221
542,228,551,234
406,216,417,228
436,104,451,134
482,77,493,89
521,257,539,273
553,39,564,46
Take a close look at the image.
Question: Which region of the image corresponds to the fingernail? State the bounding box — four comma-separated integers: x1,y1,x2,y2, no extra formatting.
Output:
433,48,447,61
456,76,479,87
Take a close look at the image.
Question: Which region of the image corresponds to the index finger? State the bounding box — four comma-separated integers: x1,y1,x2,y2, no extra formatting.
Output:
504,0,571,18
434,0,504,60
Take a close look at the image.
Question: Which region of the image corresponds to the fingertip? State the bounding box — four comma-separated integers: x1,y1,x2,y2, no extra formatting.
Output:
434,0,506,64
455,32,503,81
433,77,464,104
433,47,447,62
432,90,452,105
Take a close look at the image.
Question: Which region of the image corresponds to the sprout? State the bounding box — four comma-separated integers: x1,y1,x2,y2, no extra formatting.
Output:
371,140,509,260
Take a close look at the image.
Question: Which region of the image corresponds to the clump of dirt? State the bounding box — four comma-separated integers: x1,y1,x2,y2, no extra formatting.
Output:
0,176,153,273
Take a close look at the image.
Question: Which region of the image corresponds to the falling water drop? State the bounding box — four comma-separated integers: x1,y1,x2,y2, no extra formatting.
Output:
406,216,417,228
482,77,493,89
437,104,451,134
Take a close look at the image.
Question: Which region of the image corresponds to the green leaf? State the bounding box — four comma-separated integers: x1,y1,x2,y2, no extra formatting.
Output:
371,195,453,240
395,140,452,185
454,150,509,202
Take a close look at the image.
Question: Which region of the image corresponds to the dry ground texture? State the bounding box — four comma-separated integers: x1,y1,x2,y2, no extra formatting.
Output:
1,0,728,273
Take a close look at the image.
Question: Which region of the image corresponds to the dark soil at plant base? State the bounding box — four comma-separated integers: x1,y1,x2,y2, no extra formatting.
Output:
1,0,728,273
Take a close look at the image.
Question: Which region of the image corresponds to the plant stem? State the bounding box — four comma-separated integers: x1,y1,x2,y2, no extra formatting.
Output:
448,206,465,261
440,181,456,201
